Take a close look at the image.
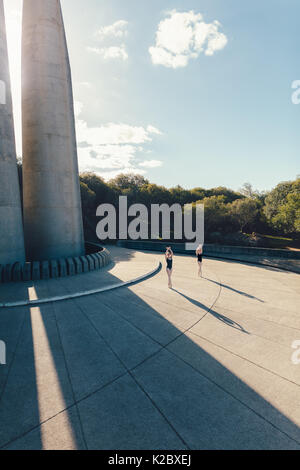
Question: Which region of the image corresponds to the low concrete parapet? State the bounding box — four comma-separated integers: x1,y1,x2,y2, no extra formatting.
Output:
95,252,103,268
4,264,12,283
58,258,67,277
0,245,111,284
90,253,100,269
32,261,41,281
12,263,22,282
80,256,89,273
117,240,300,259
66,257,75,276
50,260,59,278
73,257,83,275
41,261,50,280
86,255,95,271
22,263,31,281
117,240,300,273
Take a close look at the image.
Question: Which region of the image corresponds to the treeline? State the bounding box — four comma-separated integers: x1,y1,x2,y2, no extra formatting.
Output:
16,160,299,245
79,173,300,245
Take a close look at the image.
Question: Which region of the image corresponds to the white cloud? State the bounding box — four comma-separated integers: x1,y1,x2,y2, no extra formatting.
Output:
95,20,128,40
139,160,163,169
76,121,156,146
75,102,163,179
149,10,228,68
146,125,163,136
88,20,129,62
77,81,92,89
87,45,128,61
74,101,84,118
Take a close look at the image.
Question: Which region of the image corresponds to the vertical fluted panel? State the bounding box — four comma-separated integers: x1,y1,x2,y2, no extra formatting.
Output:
22,0,84,261
0,0,25,265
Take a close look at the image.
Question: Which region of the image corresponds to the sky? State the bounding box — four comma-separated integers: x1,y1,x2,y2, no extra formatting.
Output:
3,0,300,192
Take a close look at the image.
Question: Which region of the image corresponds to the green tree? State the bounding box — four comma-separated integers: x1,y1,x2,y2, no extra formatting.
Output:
230,198,260,232
264,178,300,233
169,185,193,205
271,192,300,233
211,186,243,203
80,173,117,206
139,183,172,206
80,182,96,216
109,173,149,191
202,196,237,234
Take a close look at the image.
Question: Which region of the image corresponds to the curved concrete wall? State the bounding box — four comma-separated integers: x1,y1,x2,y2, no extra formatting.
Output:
0,0,25,265
0,247,111,283
117,241,300,273
22,0,84,261
117,240,300,260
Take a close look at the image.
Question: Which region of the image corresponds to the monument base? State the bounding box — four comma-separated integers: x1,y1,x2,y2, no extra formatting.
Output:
0,243,111,284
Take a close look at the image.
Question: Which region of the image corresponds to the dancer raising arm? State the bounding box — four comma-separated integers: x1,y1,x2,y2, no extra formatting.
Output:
165,247,174,288
196,244,203,278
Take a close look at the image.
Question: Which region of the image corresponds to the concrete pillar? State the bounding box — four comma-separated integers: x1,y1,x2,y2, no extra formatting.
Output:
0,0,25,265
22,0,84,261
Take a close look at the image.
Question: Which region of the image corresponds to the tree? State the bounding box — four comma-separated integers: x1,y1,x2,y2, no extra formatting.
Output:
271,192,300,234
80,173,117,205
230,198,260,232
239,182,265,201
139,183,172,206
109,173,149,191
211,186,243,203
169,185,193,205
264,178,300,234
202,196,237,235
80,182,96,216
239,183,255,199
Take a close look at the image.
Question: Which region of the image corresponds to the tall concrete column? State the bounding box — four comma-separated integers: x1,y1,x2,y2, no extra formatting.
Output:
22,0,84,261
0,0,25,265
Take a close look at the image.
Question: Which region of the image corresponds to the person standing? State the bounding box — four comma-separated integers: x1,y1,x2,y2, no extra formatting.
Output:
165,247,174,288
196,244,203,277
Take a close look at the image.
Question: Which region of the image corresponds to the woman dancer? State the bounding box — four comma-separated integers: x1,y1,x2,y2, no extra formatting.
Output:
165,247,173,288
196,244,203,277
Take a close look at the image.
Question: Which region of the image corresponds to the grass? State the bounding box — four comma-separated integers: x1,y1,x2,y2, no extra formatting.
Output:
246,233,300,250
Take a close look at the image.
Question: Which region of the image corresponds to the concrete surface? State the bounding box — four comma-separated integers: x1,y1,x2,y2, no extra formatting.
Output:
22,0,84,261
0,246,299,450
0,261,160,308
0,0,26,265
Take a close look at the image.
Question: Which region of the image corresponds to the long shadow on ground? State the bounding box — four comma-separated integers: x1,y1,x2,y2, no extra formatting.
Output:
0,253,299,450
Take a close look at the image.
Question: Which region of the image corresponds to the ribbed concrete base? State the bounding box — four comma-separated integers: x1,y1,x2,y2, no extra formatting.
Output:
0,248,111,284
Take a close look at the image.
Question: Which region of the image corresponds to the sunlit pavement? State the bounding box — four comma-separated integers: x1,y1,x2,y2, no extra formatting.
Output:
0,246,299,450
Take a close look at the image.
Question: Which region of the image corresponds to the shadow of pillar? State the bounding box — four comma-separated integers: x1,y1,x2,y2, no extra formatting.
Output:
0,264,299,449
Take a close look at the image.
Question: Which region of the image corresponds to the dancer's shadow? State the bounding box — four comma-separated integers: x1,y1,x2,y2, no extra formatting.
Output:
203,277,264,302
171,288,250,334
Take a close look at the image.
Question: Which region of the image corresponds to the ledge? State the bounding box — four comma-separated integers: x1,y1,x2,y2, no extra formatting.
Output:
117,241,300,274
0,261,161,308
0,245,111,284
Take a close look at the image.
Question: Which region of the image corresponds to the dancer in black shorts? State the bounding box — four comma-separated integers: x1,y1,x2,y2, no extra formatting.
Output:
196,244,203,277
165,247,173,288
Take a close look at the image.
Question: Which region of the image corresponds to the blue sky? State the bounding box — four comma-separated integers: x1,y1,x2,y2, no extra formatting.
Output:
4,0,300,191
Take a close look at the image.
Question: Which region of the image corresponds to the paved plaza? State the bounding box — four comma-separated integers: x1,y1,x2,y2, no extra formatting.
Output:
0,247,299,450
